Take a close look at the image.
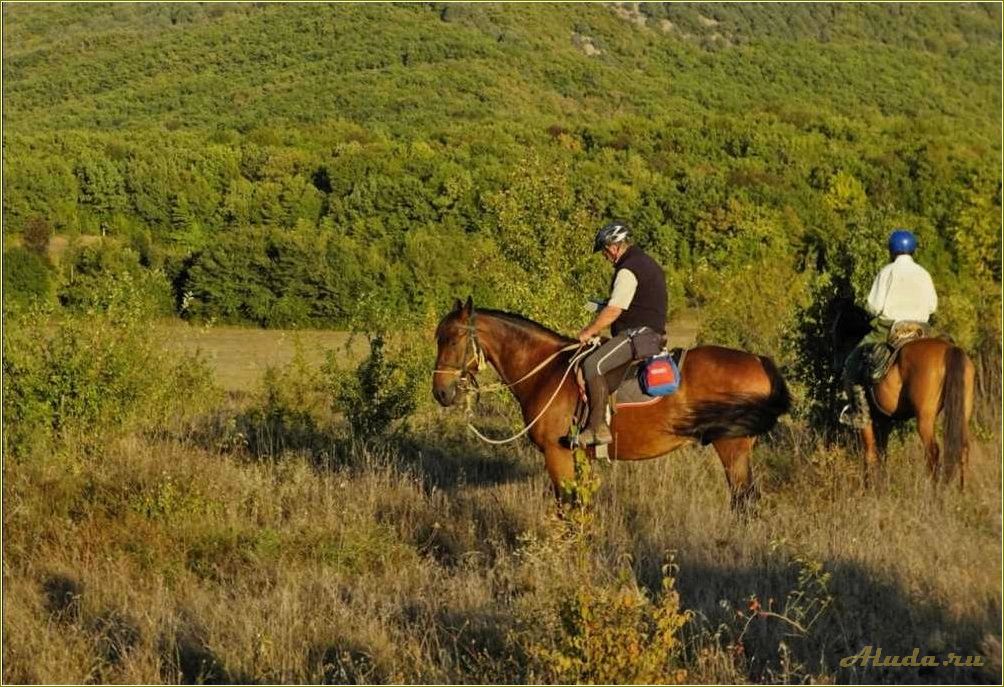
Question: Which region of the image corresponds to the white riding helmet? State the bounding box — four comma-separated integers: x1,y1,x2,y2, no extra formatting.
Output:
593,221,630,253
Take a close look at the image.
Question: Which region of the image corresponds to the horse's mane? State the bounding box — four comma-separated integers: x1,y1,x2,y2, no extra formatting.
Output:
475,308,575,344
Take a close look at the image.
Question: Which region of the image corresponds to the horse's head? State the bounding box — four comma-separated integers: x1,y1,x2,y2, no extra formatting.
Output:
432,296,483,406
829,296,872,368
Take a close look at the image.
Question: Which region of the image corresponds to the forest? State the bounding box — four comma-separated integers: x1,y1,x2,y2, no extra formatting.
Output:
4,3,999,335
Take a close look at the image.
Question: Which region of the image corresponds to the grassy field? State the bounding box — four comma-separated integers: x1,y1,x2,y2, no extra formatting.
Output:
3,320,1000,684
3,3,999,682
155,320,369,393
153,314,700,393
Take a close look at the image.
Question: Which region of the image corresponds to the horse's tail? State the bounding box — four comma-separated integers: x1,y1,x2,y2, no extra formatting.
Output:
760,354,793,418
677,354,792,445
942,345,972,487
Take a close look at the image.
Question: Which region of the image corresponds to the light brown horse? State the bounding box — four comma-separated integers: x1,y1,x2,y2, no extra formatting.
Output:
432,297,791,509
834,299,976,488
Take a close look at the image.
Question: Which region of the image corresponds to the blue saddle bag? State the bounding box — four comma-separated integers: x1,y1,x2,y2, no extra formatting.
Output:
639,353,680,396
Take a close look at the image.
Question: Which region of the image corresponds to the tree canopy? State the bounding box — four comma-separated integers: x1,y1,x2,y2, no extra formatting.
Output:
3,3,1000,353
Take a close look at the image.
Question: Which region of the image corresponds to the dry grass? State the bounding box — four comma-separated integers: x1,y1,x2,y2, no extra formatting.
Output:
3,322,1000,684
4,409,1000,684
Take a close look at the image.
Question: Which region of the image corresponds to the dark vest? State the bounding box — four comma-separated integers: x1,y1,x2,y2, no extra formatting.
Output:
610,246,667,336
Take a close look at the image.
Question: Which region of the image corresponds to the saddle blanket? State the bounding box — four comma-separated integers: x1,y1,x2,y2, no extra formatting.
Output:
868,321,940,383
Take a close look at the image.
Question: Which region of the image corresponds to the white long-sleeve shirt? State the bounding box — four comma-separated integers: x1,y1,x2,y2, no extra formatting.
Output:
866,254,938,323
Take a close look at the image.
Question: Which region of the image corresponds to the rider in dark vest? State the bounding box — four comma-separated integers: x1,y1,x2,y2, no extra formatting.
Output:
577,222,668,445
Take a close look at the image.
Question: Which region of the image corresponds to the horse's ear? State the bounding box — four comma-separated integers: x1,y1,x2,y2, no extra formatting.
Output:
465,295,474,313
452,298,463,313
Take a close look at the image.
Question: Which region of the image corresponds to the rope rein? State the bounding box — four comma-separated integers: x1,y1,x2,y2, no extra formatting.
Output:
433,341,581,390
466,341,599,445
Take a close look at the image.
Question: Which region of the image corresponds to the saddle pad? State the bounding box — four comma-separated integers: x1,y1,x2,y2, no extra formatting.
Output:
611,370,662,407
575,349,687,412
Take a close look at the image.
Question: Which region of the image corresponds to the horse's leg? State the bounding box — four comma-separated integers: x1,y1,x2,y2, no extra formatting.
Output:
960,358,975,490
917,407,941,484
544,444,576,503
873,416,892,461
860,421,881,488
712,436,757,513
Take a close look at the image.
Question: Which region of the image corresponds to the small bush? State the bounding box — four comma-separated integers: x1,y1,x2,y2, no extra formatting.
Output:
516,447,690,684
22,216,53,255
241,344,328,457
58,241,173,317
522,567,691,684
328,336,417,440
2,247,54,310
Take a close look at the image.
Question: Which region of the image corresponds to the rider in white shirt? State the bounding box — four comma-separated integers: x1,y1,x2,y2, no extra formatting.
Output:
865,251,938,322
840,229,938,427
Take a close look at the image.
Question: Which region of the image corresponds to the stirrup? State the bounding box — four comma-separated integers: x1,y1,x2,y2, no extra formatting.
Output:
838,404,869,429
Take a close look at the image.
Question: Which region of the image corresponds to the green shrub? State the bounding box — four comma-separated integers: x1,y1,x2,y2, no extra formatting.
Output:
240,344,328,457
2,247,54,310
694,257,811,362
328,336,417,440
2,306,215,459
58,241,173,317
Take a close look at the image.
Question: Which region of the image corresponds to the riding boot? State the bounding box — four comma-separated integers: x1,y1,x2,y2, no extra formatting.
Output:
578,373,613,445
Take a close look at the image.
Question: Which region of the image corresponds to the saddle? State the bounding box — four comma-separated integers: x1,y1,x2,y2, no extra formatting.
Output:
867,321,938,383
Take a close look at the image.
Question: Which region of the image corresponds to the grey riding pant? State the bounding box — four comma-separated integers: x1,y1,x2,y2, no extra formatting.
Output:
583,330,639,380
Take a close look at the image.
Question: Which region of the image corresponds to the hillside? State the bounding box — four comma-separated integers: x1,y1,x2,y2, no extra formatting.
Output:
3,4,1001,134
2,5,1002,684
4,5,1000,339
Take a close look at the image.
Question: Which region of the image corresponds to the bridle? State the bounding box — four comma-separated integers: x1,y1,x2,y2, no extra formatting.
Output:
432,307,600,444
433,309,486,393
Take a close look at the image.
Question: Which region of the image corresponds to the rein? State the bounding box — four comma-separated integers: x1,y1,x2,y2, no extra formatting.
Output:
466,341,598,445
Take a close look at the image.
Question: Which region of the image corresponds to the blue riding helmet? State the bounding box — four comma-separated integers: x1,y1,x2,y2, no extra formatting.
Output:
888,229,917,255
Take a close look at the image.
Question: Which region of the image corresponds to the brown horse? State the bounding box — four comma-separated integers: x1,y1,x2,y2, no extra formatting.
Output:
833,299,976,488
432,297,791,509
